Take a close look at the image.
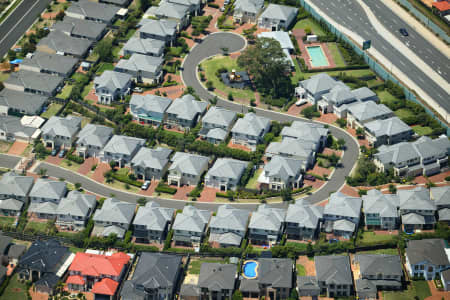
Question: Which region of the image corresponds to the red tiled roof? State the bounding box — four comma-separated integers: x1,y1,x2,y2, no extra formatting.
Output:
66,275,85,285
69,252,130,278
92,278,119,296
433,1,450,11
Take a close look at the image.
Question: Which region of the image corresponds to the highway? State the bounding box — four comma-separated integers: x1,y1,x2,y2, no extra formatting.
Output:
0,0,52,59
309,0,450,115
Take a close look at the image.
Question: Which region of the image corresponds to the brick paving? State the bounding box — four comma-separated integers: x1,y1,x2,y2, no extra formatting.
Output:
7,141,28,156
173,185,195,200
314,113,338,124
45,155,64,165
297,256,316,276
310,164,332,177
227,141,252,152
293,29,337,70
426,280,449,300
92,162,110,183
304,179,325,191
322,147,343,157
198,186,218,202
142,84,185,100
347,126,371,148
340,184,361,197
77,157,98,175
138,180,159,196
286,103,312,116
414,170,450,184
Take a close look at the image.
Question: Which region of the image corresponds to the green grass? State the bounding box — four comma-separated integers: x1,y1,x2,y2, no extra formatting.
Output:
24,221,49,234
112,45,123,59
293,18,326,35
86,52,100,63
40,103,62,119
0,72,11,82
60,159,81,172
412,125,433,136
56,84,73,100
69,246,84,253
359,231,398,243
202,56,255,101
72,72,88,83
377,90,399,106
296,264,306,276
0,216,15,227
96,62,115,75
82,82,94,99
116,167,130,177
327,42,346,67
0,274,28,300
245,168,262,189
357,248,399,255
395,108,415,121
188,258,226,275
383,280,431,300
125,29,136,40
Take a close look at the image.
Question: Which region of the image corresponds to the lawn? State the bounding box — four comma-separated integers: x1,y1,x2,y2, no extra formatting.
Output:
359,231,398,244
0,141,12,153
60,159,82,172
56,84,73,100
116,167,130,177
383,280,431,300
0,72,10,82
296,264,306,276
112,45,123,59
125,29,136,40
377,90,399,106
41,103,62,119
0,216,15,227
293,18,326,35
395,108,415,121
96,62,115,75
357,248,399,255
24,221,49,234
327,43,346,67
202,56,256,101
82,82,94,99
245,168,262,189
86,52,100,63
105,179,140,193
0,274,28,300
188,258,227,275
412,125,433,136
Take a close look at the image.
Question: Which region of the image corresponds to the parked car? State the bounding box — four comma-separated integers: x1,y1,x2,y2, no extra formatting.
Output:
296,99,307,106
141,180,151,190
133,87,143,93
399,28,408,36
58,149,66,158
304,174,316,181
220,6,225,11
51,148,60,156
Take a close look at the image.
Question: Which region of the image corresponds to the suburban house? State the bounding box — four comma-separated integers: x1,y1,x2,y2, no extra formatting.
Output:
99,0,131,7
168,152,209,187
92,197,136,238
431,186,450,211
351,86,379,102
115,53,164,84
231,112,271,151
94,70,132,105
315,255,353,298
52,16,107,41
121,37,165,57
100,134,145,167
248,204,286,245
0,172,34,216
296,276,320,298
121,253,183,300
132,201,175,243
398,187,436,232
209,204,250,248
364,116,413,147
3,70,64,97
405,238,450,280
36,30,93,58
285,199,323,240
297,73,338,103
200,106,237,144
75,124,114,159
172,205,211,246
374,135,450,177
66,252,130,300
131,147,172,180
239,258,293,300
0,89,48,116
346,101,394,129
0,115,40,143
18,239,72,292
198,263,237,300
205,158,248,191
28,201,58,221
280,121,329,152
266,137,316,169
362,189,399,230
65,0,120,24
138,19,177,45
353,254,403,299
258,31,295,67
233,0,265,23
55,191,97,230
323,192,362,239
41,115,82,149
258,155,305,191
320,84,358,118
432,1,450,17
258,4,298,30
29,179,67,204
20,51,78,78
166,95,208,130
129,94,172,126
442,269,450,292
144,1,190,30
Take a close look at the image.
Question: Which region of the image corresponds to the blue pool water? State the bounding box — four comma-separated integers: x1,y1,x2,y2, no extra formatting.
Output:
243,261,257,278
307,46,329,67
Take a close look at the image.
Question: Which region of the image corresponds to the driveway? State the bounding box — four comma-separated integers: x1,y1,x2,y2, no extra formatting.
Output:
181,32,360,205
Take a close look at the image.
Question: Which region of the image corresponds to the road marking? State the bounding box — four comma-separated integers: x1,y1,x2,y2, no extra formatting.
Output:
0,0,40,45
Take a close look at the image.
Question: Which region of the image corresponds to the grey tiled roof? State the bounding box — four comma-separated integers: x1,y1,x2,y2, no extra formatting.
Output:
0,198,24,211
130,94,172,116
131,147,172,170
19,239,70,273
76,124,113,149
56,191,96,217
138,19,177,38
231,112,270,136
172,205,210,233
324,192,362,219
332,219,355,232
29,179,67,200
264,155,305,182
402,213,425,225
66,0,119,23
362,189,399,218
169,152,209,176
0,89,48,115
235,0,264,14
406,239,449,265
116,53,163,74
438,208,450,221
28,201,57,215
351,86,377,101
37,30,92,57
122,37,165,56
432,186,450,207
102,135,145,156
259,4,298,22
249,204,286,231
355,254,403,278
364,116,412,138
281,121,328,142
146,1,189,19
0,172,34,198
206,128,227,141
347,101,392,122
285,199,323,229
209,204,250,232
166,94,208,121
315,255,352,285
323,83,356,106
133,201,174,231
199,263,237,291
41,115,81,138
206,158,248,181
398,187,435,211
94,70,132,91
300,73,338,95
202,106,237,128
21,52,78,76
266,138,315,159
52,16,106,40
93,197,136,224
297,276,320,291
258,31,294,50
250,258,293,288
209,232,242,246
0,116,37,139
5,70,64,94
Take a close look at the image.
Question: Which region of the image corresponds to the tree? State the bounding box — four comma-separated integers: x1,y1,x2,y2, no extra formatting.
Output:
74,183,82,190
237,37,293,99
356,127,365,138
336,118,347,128
337,138,346,150
109,160,117,170
94,39,113,62
281,188,292,202
137,0,150,11
242,25,257,43
137,197,148,206
69,85,81,100
7,49,16,61
38,168,47,177
388,184,397,194
55,10,65,21
232,290,243,300
288,288,299,300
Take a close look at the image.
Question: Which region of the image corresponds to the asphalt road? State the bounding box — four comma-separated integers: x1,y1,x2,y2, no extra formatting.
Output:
0,154,21,169
0,0,52,59
310,0,450,114
181,32,360,205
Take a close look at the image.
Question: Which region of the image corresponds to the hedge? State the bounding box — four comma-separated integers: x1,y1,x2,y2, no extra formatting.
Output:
67,153,84,164
306,64,369,73
156,183,177,195
207,3,219,8
110,172,142,187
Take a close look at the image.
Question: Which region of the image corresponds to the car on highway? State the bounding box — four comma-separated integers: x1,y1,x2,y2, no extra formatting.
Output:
141,180,151,190
51,148,60,156
399,28,408,36
58,149,66,158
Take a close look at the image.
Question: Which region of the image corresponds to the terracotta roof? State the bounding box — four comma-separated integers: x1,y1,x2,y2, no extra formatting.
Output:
66,275,85,285
69,252,130,278
92,278,119,296
433,1,450,11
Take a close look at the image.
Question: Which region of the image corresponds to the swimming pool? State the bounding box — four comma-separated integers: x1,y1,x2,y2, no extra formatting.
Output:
242,260,258,279
306,46,329,67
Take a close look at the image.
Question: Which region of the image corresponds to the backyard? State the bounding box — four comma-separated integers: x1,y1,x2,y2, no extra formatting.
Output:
188,258,228,275
383,280,431,300
0,274,28,300
357,231,398,244
293,18,326,35
40,103,63,119
326,42,346,67
245,168,262,189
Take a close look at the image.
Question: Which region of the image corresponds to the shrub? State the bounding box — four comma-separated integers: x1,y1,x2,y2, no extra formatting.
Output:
208,2,219,8
301,105,320,119
228,92,234,100
336,118,347,128
108,171,141,187
155,183,177,195
206,80,214,91
446,176,450,182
